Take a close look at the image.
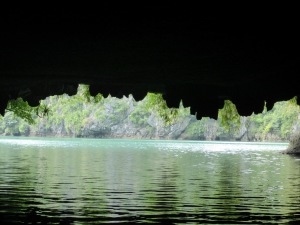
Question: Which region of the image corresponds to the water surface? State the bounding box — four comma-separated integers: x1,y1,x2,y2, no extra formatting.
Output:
1,137,299,224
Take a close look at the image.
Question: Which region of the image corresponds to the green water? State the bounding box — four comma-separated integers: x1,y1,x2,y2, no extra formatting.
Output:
1,136,299,224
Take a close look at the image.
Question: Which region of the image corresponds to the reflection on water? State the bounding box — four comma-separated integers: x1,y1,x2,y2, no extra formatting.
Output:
1,137,300,224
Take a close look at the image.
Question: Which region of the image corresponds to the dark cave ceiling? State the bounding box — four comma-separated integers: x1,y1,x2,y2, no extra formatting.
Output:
1,7,299,119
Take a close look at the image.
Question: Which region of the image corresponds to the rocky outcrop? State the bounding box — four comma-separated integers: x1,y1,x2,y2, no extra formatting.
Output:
281,133,300,154
1,94,300,142
80,122,111,138
78,111,193,140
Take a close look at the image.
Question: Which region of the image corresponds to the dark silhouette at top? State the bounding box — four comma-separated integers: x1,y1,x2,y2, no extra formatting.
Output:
1,6,299,119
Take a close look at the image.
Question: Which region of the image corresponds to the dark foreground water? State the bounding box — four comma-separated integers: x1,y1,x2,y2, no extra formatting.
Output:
1,137,300,224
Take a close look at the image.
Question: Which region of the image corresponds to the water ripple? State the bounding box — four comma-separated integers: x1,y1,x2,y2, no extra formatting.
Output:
1,137,299,224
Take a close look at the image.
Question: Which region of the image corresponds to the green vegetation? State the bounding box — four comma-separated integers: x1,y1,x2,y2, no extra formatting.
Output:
218,100,241,132
0,84,299,141
246,97,300,141
5,98,37,124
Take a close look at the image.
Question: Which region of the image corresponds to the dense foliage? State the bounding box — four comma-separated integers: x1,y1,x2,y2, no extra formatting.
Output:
0,85,299,141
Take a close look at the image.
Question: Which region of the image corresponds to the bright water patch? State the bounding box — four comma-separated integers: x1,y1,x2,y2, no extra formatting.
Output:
1,137,299,224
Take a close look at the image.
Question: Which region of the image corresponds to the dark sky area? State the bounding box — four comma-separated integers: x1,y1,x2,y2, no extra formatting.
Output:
1,6,299,117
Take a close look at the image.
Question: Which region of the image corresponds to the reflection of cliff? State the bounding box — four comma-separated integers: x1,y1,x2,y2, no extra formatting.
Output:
1,93,300,142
